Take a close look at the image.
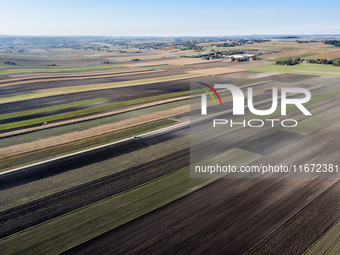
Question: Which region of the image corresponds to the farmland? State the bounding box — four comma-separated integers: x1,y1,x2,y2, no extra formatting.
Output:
1,36,340,255
248,63,340,77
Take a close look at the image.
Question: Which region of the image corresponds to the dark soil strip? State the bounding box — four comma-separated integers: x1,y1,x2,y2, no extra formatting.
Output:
0,139,149,190
248,180,340,255
0,148,189,239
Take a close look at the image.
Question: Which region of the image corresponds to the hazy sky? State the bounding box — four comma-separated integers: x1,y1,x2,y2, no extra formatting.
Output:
1,0,339,36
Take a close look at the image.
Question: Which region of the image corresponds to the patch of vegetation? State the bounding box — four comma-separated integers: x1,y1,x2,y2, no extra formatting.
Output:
324,40,340,47
4,61,16,65
308,59,333,65
0,98,107,120
132,59,140,61
275,58,299,65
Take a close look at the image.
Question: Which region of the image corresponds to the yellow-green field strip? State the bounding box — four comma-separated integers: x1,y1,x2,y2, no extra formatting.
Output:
304,218,340,255
0,98,107,120
248,63,340,77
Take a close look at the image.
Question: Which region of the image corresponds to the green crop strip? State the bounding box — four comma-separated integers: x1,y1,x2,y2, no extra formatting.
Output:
0,98,107,120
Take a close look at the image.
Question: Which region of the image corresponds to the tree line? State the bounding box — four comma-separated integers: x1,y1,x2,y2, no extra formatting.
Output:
324,40,340,47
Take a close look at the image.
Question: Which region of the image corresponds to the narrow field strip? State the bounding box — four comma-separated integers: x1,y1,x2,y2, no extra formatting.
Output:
37,74,199,93
0,65,126,76
0,149,189,239
0,119,177,170
304,217,340,255
0,103,190,158
0,91,191,131
0,98,107,120
0,137,190,212
0,73,201,104
231,79,259,86
285,104,340,135
0,68,144,84
249,180,340,255
291,71,340,77
0,96,190,139
0,69,164,88
248,63,340,77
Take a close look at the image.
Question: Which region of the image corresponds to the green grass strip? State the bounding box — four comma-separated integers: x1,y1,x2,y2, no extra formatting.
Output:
0,98,107,120
0,167,214,255
269,53,319,62
231,79,259,86
248,63,340,77
0,65,125,76
0,91,191,131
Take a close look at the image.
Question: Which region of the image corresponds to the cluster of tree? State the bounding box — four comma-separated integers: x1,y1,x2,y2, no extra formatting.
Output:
101,61,110,64
4,61,15,65
131,59,140,61
181,41,197,50
308,59,333,65
296,40,321,43
131,41,171,50
275,59,299,65
324,40,340,47
275,57,339,66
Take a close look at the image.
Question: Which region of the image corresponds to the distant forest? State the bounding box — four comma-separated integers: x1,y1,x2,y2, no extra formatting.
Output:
324,40,340,47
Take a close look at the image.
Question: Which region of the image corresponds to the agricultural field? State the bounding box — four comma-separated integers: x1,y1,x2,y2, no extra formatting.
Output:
248,63,340,77
1,36,340,255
